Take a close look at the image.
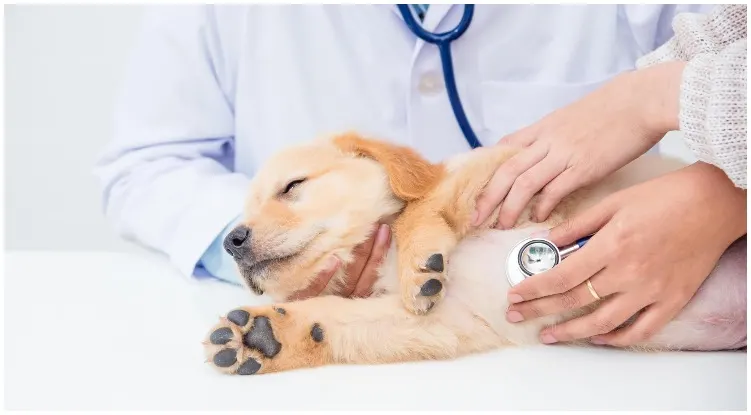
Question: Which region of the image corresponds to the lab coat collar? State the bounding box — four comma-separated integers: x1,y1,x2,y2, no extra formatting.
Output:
414,4,453,56
388,4,455,64
389,3,454,29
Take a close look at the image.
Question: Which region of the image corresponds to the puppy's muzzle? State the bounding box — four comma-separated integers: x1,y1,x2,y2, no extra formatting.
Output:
223,225,254,264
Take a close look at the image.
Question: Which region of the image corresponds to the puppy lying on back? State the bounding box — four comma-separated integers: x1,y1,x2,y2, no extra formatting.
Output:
203,132,746,376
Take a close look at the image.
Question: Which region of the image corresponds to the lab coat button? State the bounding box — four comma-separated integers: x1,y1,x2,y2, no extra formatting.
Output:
418,71,444,95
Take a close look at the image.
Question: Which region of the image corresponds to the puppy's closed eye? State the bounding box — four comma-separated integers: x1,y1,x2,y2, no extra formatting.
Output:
281,178,306,196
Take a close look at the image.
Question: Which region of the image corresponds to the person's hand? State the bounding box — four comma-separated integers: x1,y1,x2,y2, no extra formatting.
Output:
287,223,391,301
505,162,746,347
473,61,687,230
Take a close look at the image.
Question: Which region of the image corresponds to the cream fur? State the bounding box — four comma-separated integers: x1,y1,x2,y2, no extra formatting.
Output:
202,133,746,376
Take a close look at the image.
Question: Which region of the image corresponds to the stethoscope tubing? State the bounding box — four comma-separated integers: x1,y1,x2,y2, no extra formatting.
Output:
397,5,597,284
397,4,483,149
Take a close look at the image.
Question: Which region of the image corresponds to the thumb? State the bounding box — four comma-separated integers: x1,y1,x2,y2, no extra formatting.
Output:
549,198,617,246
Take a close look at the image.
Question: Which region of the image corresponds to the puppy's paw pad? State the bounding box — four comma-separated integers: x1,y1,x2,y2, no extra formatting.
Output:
243,316,282,358
419,278,443,297
400,252,447,315
203,306,327,375
420,253,444,273
311,323,324,343
227,309,250,327
400,275,445,315
209,327,234,345
212,348,238,367
204,307,286,375
236,358,262,375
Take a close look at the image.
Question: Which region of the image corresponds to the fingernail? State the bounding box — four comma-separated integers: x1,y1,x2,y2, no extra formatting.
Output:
590,337,606,345
377,224,390,243
471,210,479,226
326,256,340,271
540,333,557,344
530,229,550,239
496,219,506,230
506,310,524,323
508,293,523,304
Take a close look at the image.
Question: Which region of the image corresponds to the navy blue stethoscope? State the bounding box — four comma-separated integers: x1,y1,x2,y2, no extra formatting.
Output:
399,5,595,284
505,236,593,287
397,4,482,149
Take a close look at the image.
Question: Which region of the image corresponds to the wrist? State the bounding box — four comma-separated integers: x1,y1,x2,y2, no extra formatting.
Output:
688,162,748,243
634,61,687,139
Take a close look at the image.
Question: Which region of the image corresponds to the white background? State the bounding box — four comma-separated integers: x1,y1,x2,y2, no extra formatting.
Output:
3,6,742,412
4,5,698,252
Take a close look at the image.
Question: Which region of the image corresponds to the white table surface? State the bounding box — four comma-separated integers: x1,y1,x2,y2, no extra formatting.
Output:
4,250,747,410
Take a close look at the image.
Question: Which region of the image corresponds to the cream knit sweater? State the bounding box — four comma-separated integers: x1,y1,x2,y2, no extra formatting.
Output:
637,5,747,189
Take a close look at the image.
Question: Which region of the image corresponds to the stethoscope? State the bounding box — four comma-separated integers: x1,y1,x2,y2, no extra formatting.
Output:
505,235,593,287
399,5,593,285
397,4,482,149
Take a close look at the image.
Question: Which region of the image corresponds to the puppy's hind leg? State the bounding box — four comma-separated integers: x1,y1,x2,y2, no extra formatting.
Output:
203,295,501,375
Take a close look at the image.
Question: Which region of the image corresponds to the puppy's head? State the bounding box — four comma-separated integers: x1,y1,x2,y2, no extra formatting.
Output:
225,132,442,300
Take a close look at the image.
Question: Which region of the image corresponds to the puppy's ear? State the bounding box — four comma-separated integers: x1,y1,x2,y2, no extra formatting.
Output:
332,132,443,201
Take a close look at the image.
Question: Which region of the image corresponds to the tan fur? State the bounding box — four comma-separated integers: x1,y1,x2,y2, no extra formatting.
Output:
203,132,713,375
332,132,444,201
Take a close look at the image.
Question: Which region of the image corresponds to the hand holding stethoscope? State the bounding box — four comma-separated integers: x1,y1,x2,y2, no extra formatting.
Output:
502,164,746,347
400,5,745,348
482,60,743,348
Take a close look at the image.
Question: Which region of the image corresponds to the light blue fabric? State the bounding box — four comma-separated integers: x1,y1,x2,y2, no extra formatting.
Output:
199,216,243,285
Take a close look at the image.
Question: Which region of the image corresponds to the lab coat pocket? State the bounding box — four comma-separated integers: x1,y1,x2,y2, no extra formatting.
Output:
480,78,611,142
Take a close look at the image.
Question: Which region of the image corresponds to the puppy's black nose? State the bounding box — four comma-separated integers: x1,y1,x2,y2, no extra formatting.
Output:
223,225,252,260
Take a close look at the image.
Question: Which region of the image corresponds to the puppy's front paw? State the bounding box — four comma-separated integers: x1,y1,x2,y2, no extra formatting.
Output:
400,252,446,315
203,305,331,375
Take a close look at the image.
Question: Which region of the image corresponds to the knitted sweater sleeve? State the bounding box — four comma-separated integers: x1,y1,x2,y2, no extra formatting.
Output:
637,5,747,189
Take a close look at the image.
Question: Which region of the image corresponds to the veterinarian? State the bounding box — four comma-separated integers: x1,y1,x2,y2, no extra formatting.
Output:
474,4,747,348
95,5,740,341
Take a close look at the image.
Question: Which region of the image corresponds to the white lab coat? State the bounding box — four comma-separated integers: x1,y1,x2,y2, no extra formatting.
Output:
95,4,714,278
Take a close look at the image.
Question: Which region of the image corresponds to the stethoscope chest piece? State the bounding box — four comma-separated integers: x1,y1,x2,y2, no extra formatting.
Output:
506,238,561,287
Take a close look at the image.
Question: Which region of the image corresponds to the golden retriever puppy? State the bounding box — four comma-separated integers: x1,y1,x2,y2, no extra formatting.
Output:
203,132,746,376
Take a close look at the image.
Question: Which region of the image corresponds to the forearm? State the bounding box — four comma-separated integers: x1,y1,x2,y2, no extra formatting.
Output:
678,41,747,189
684,162,747,244
637,4,747,67
95,5,252,278
637,60,686,135
634,49,747,189
634,5,748,189
96,148,250,277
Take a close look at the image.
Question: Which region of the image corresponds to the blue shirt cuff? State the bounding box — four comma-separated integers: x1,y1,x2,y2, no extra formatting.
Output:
199,216,244,285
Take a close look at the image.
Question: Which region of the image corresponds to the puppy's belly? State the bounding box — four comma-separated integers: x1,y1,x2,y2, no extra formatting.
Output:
643,236,747,351
445,230,747,350
445,227,566,346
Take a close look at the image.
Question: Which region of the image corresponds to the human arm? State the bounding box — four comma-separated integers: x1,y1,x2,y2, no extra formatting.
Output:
94,6,250,279
471,5,748,345
637,4,747,189
505,162,746,346
474,5,747,228
472,60,689,229
96,6,392,293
